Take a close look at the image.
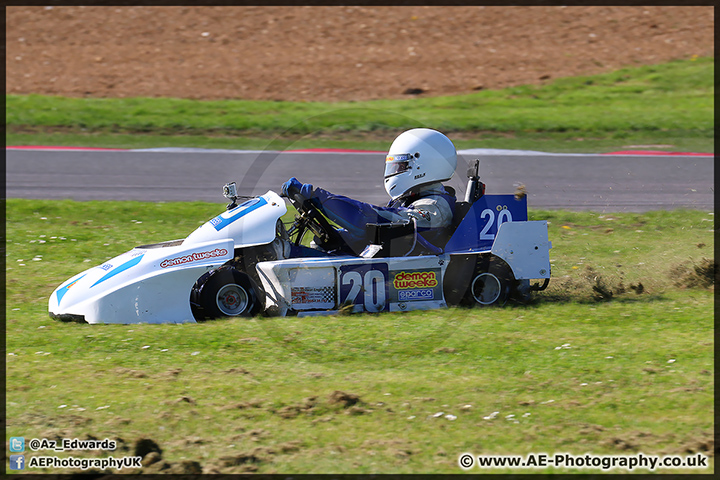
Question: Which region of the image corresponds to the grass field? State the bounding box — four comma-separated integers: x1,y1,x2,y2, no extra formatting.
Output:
6,57,714,153
5,199,714,474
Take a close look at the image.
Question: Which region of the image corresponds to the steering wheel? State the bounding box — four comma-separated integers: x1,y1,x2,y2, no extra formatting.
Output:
286,192,348,250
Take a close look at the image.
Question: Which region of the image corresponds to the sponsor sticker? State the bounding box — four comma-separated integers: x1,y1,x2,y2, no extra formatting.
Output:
393,270,438,289
160,248,228,268
389,268,442,304
90,254,145,288
291,286,335,306
387,153,413,162
56,274,87,304
398,288,434,301
210,197,266,231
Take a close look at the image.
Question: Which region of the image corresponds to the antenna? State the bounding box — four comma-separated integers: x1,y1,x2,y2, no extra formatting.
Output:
463,159,484,203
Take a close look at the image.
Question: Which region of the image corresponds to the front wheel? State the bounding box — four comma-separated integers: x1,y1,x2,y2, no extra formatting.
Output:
463,256,514,307
191,267,262,320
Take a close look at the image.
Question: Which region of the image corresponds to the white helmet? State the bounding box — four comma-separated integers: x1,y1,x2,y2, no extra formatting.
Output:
383,128,457,200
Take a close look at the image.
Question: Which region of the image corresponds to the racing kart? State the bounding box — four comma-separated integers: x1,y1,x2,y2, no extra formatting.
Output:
49,161,551,324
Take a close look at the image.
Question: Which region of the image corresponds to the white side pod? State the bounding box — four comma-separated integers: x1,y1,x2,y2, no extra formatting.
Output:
491,220,552,280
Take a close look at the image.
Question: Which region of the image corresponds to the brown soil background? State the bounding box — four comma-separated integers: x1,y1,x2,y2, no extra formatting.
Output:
6,6,714,102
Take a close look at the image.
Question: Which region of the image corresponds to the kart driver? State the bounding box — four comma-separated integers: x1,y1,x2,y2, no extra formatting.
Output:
280,128,458,254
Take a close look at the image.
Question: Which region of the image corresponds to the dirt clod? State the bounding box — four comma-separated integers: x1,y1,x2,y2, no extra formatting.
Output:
328,390,361,408
110,436,129,452
224,399,263,410
272,396,318,418
219,452,260,467
607,436,637,451
183,436,205,446
246,428,268,439
114,367,148,378
394,448,413,458
162,368,182,379
249,446,277,458
591,277,614,301
279,440,302,453
134,437,162,459
167,460,203,474
434,347,457,353
224,367,251,375
277,405,301,419
682,432,715,457
142,451,162,467
579,424,605,435
346,406,371,415
142,460,171,473
670,258,716,289
312,415,335,424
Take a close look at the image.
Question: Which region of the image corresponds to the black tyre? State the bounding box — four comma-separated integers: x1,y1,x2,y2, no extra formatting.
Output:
191,267,261,320
464,256,514,307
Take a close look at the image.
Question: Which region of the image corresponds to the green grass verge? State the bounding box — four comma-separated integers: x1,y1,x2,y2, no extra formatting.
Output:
6,57,714,153
5,199,714,474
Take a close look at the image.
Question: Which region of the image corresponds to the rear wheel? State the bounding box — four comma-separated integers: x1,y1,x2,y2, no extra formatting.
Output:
191,267,261,320
464,256,514,307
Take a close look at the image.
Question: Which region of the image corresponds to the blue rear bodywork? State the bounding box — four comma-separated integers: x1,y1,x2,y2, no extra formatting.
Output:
445,194,528,253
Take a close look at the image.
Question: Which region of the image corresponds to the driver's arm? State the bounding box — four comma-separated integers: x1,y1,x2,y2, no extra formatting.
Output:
309,187,401,239
281,179,428,239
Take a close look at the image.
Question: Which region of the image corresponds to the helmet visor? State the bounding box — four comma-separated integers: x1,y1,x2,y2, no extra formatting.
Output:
384,153,413,178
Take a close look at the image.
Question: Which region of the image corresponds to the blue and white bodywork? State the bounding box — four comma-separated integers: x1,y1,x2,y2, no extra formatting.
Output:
49,191,286,323
50,181,551,324
257,194,550,316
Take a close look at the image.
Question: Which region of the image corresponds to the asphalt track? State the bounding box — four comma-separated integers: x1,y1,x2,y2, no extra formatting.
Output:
5,148,714,212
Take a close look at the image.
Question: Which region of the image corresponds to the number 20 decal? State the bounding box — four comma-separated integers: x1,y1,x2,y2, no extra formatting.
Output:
340,265,388,312
479,207,513,241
